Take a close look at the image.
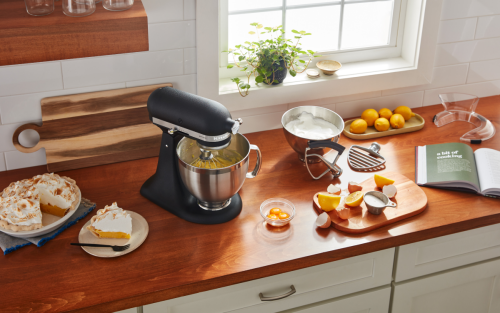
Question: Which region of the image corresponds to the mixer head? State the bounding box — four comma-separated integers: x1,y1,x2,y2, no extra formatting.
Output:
147,87,242,150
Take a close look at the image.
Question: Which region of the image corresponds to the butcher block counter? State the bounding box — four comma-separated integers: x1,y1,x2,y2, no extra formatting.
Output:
1,97,500,313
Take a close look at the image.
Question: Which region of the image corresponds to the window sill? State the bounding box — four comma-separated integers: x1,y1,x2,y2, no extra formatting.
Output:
219,57,417,95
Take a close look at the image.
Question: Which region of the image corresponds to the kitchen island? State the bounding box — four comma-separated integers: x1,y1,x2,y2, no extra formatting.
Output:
1,97,500,313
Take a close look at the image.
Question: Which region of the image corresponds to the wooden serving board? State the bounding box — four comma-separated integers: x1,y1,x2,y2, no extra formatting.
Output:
13,84,171,172
313,172,427,233
343,114,425,140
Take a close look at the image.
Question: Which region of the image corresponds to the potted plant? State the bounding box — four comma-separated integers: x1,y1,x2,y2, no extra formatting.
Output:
224,23,319,97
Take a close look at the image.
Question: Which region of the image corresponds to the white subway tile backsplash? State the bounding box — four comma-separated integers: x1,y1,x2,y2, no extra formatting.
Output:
475,15,500,39
0,62,63,98
126,74,197,94
335,91,424,119
0,153,6,172
382,64,469,96
467,59,500,83
441,0,500,20
438,18,477,43
239,111,287,134
5,149,47,170
435,37,500,66
184,48,197,75
0,121,41,152
62,50,184,89
149,21,196,51
142,0,184,24
184,0,196,20
423,80,500,106
231,104,288,118
0,83,125,125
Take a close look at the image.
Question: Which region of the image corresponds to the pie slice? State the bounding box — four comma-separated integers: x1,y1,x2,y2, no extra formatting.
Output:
31,174,80,217
87,202,132,239
0,195,42,231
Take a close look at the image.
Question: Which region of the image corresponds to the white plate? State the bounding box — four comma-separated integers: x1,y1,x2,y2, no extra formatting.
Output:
77,211,149,258
0,192,82,239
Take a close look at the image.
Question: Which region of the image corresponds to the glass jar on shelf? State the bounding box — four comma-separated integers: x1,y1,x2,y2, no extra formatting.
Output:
103,0,134,11
62,0,96,17
24,0,54,16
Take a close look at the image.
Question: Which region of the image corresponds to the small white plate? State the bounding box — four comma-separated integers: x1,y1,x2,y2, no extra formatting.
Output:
0,193,81,239
77,211,149,258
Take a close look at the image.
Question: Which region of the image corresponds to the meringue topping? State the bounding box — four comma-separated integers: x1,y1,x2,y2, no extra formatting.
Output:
32,173,77,209
90,202,132,234
0,196,42,227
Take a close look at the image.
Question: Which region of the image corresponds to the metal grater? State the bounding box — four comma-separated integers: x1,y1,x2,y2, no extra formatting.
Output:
348,142,386,171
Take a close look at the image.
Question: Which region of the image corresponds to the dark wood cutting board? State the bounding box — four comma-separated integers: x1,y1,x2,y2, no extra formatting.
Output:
13,84,172,172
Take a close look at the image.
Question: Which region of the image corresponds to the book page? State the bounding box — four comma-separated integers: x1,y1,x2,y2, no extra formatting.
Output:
425,143,480,191
475,148,500,194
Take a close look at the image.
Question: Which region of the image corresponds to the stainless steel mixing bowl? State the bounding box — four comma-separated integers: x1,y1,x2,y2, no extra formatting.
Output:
177,133,262,211
281,106,344,163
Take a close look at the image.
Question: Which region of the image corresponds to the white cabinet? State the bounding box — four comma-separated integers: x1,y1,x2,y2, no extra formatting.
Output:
115,308,138,313
144,248,394,313
392,257,500,313
257,287,390,313
396,223,500,282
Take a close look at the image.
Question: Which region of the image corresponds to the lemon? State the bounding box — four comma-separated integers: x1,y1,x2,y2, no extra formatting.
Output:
361,109,379,127
390,114,405,129
374,117,390,132
378,108,393,120
393,106,416,121
374,174,395,188
318,193,342,212
345,191,364,207
349,119,367,134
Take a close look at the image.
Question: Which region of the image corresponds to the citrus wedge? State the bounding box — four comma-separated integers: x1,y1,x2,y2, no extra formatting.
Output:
318,193,342,212
374,174,395,188
345,191,364,207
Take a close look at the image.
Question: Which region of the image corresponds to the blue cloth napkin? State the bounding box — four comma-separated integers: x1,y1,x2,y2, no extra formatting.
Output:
0,198,96,255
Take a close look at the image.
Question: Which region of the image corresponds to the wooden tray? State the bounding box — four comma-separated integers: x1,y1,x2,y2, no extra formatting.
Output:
343,114,425,140
13,84,171,172
313,172,427,233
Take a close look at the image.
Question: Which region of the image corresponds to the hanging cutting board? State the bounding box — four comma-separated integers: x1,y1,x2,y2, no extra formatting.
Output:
313,172,427,233
12,83,172,172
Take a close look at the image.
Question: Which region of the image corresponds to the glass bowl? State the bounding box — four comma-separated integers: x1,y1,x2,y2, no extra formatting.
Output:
260,198,295,227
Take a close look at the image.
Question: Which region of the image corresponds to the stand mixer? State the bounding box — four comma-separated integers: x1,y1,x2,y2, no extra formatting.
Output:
140,87,262,224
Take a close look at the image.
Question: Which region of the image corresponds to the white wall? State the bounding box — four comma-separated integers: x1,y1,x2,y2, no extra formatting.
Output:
0,0,499,171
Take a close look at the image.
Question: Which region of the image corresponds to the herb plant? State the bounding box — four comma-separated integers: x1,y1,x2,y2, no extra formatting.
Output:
224,23,319,97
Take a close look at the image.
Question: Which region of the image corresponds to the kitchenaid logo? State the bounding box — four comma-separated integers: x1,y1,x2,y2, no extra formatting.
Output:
212,135,228,141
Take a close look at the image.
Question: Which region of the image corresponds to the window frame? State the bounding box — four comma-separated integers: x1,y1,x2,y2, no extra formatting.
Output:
219,0,404,74
196,0,443,112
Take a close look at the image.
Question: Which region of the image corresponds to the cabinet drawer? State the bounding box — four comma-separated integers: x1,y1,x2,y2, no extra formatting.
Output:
392,257,500,313
237,286,391,313
144,248,394,313
395,223,500,282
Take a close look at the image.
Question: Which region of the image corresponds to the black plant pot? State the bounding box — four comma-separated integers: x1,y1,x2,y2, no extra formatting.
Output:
266,59,287,85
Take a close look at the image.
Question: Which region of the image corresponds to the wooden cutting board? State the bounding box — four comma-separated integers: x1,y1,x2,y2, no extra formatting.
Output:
343,114,425,140
13,84,172,172
313,172,427,233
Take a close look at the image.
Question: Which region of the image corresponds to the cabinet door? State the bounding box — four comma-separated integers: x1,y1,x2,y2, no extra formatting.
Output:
144,249,394,313
392,257,500,313
240,287,390,313
396,223,500,282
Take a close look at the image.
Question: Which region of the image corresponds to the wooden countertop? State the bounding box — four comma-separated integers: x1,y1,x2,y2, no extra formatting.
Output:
2,97,500,312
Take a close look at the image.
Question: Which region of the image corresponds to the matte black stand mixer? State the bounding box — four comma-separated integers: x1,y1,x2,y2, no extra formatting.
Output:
140,87,262,224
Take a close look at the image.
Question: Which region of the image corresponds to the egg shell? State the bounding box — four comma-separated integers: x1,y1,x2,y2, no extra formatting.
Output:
316,212,331,228
327,184,342,195
348,181,363,193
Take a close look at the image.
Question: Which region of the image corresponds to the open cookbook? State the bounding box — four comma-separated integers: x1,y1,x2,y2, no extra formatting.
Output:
416,142,500,198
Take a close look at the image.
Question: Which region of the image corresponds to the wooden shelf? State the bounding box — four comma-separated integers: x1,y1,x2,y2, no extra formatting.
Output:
0,0,148,66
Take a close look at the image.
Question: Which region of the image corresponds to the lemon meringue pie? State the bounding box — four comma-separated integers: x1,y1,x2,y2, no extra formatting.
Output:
0,173,80,231
87,202,132,239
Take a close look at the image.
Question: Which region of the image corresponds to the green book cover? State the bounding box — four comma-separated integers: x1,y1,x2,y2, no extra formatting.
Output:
425,142,480,186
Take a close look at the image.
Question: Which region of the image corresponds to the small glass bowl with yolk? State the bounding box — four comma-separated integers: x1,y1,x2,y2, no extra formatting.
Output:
260,198,295,227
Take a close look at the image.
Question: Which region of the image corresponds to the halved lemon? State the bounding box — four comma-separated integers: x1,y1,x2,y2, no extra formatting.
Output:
345,191,364,207
374,174,395,188
318,193,342,212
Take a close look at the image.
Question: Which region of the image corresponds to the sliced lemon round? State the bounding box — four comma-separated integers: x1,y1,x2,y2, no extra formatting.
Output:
374,174,395,188
345,191,364,207
318,193,342,212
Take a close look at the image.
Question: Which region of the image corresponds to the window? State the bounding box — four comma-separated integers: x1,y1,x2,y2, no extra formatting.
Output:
220,0,404,71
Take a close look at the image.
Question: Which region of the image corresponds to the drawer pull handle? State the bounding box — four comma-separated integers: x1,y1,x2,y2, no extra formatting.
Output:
259,285,296,301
